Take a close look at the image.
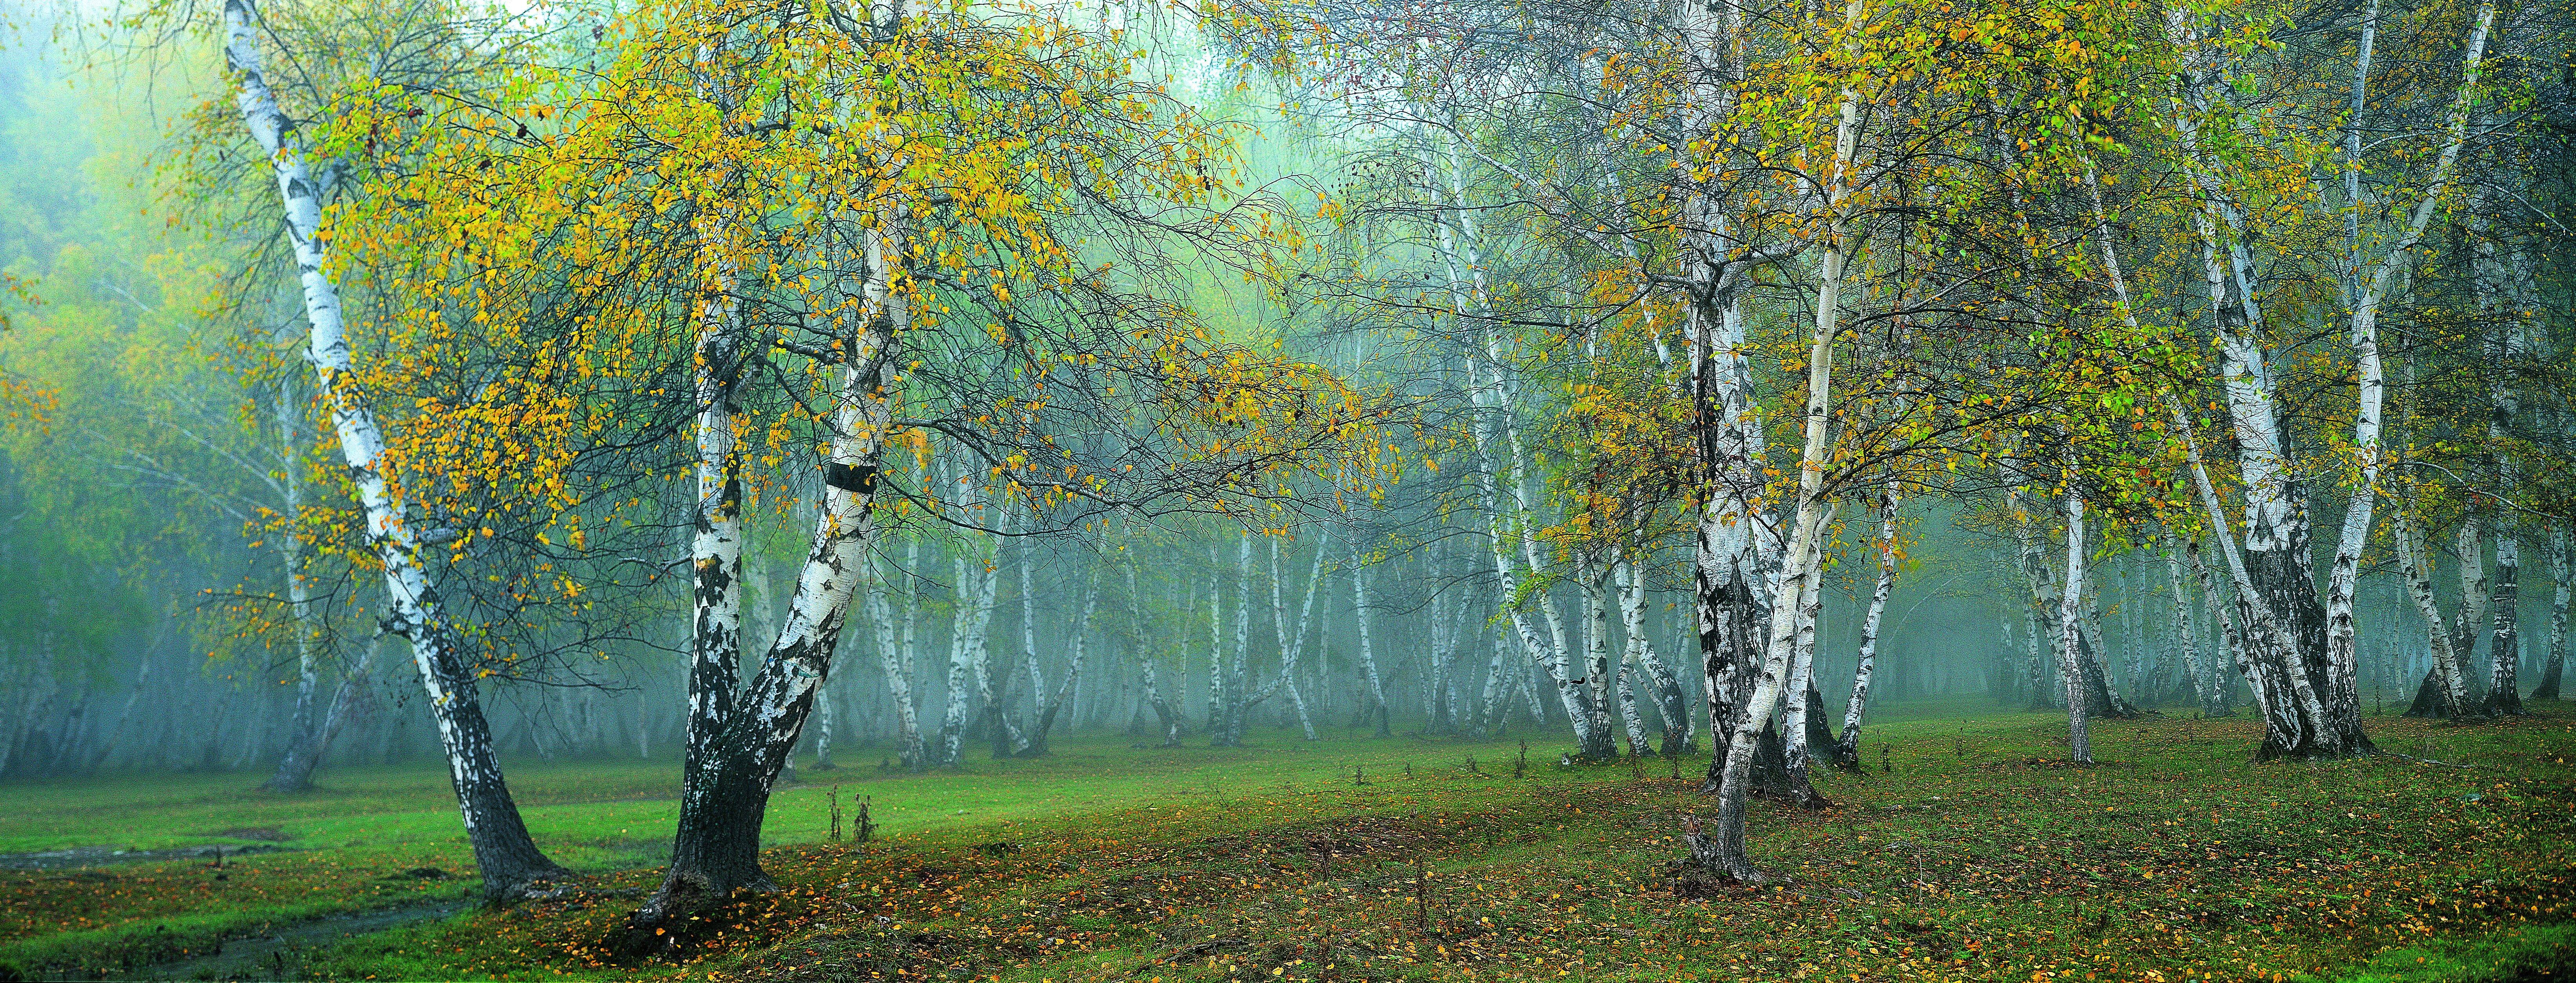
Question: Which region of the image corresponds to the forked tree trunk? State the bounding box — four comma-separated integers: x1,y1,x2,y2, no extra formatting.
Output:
1257,536,1325,742
2447,518,2492,708
1140,581,1186,748
2172,401,2316,751
2075,607,2142,719
630,133,906,934
1020,568,1097,757
2164,0,2489,758
268,639,378,792
1703,143,1857,879
224,0,564,901
1707,497,1835,882
935,499,1003,766
1141,658,1184,748
2013,497,2064,711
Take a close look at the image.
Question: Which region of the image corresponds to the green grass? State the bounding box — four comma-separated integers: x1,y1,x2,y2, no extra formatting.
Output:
2318,923,2576,981
3,705,2572,981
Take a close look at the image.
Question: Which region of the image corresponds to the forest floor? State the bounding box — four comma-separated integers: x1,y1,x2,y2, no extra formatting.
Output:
0,704,2570,981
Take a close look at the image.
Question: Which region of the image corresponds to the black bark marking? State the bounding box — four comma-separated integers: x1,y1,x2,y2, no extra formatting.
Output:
826,461,878,495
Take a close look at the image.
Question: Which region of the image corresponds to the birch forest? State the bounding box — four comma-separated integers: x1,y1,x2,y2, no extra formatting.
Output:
0,0,2570,976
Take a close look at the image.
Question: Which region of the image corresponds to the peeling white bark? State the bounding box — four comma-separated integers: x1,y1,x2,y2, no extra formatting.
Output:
2393,509,2468,714
1838,486,1897,759
2057,469,2094,765
224,0,564,895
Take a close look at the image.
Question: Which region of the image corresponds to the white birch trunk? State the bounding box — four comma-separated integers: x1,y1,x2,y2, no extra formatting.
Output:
2455,517,2491,698
1264,537,1327,740
937,497,1003,767
1836,485,1897,763
2182,537,2266,722
1707,75,1860,872
2394,509,2469,714
2057,471,2094,764
2538,526,2567,699
866,584,923,768
1783,567,1823,775
2162,539,2219,715
1349,543,1392,737
1476,627,1511,735
1616,557,1689,754
223,0,564,896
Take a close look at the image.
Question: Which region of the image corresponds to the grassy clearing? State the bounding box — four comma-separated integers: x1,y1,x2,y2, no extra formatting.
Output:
2315,923,2576,982
2,707,2571,980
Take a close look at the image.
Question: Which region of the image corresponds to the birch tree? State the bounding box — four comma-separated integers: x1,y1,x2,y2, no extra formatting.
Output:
213,0,569,900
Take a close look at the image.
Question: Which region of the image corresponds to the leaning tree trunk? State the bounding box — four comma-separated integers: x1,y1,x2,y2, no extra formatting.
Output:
1464,346,1607,758
1255,535,1325,742
1349,546,1393,739
1707,490,1834,882
934,506,1002,766
2170,0,2488,758
2172,400,2316,752
2394,508,2469,718
2411,517,2494,712
224,0,564,900
1618,557,1692,755
2075,610,2142,719
2014,500,2064,711
1832,485,1898,767
1141,657,1184,748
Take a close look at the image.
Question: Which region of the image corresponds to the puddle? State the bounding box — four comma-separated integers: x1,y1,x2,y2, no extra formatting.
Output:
0,844,291,871
82,902,460,981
